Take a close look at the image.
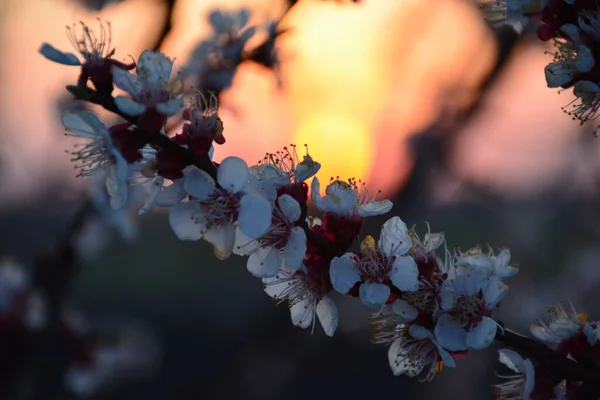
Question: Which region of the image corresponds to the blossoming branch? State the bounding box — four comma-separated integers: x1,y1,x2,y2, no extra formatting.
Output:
34,3,600,399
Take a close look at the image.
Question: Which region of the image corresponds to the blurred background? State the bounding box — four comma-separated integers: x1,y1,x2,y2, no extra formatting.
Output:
1,0,600,399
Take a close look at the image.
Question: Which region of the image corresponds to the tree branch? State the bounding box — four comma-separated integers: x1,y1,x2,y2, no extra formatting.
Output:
71,86,600,395
495,323,600,395
67,85,218,180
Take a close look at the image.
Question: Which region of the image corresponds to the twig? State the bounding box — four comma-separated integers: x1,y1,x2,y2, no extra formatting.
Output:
29,199,95,399
495,324,600,395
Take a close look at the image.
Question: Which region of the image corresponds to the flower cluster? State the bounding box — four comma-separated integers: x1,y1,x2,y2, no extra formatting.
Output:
477,0,600,136
367,233,517,379
185,9,258,94
39,15,600,400
494,302,600,399
539,1,600,136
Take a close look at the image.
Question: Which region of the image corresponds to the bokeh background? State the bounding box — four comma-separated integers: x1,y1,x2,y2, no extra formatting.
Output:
1,0,600,399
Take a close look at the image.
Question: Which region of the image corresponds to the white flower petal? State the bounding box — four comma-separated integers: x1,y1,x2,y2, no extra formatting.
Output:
217,156,249,193
574,80,600,104
204,224,236,260
530,323,558,343
439,286,456,310
388,338,423,377
574,45,594,73
434,313,468,351
111,65,143,97
137,50,174,85
245,175,277,202
62,110,107,138
466,316,497,349
494,249,518,278
329,254,361,294
357,199,393,217
290,298,313,329
559,23,581,42
483,275,509,308
156,96,183,116
247,247,282,278
437,346,456,368
105,153,128,210
408,324,433,340
39,43,81,66
456,250,495,274
391,299,418,322
359,282,390,307
316,296,338,337
545,62,574,88
238,194,273,239
168,202,206,241
522,359,535,397
310,177,325,208
250,164,289,187
184,169,215,200
233,227,259,256
282,227,306,270
294,156,321,182
114,96,147,116
139,177,164,215
154,180,187,207
379,217,412,256
326,180,358,214
311,178,357,215
277,194,301,223
263,272,289,300
424,232,445,251
498,349,525,373
389,256,420,292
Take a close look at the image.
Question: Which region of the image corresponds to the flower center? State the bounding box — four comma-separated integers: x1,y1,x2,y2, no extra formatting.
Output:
258,210,291,249
199,189,241,229
356,248,392,284
138,88,171,107
450,293,488,329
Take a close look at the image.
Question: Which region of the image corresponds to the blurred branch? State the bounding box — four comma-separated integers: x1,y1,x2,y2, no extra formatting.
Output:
29,199,95,399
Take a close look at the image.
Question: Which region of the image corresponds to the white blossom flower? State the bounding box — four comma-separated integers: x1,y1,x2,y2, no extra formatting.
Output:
311,177,393,217
530,301,595,346
370,309,455,380
234,194,307,278
169,157,272,259
455,246,518,279
132,146,189,215
255,144,321,185
263,266,338,336
40,20,115,67
409,223,446,255
545,24,595,88
434,254,509,351
562,80,600,130
493,349,535,400
329,217,420,307
62,110,128,210
111,50,183,117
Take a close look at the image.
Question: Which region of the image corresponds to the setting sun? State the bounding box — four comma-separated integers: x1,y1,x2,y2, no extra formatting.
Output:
293,113,372,184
